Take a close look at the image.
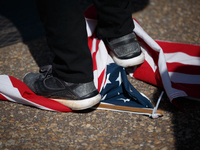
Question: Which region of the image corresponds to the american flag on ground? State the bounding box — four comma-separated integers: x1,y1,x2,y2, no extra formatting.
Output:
0,8,199,117
0,17,162,118
0,17,164,118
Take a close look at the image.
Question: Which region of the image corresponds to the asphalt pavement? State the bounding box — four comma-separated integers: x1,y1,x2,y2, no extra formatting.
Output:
0,0,200,149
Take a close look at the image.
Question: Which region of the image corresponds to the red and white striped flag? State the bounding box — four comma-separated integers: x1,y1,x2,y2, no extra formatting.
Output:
0,75,72,112
128,20,200,102
0,7,199,113
84,6,200,102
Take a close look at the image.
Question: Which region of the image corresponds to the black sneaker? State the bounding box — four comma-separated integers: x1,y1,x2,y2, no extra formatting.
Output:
105,32,145,68
23,65,101,110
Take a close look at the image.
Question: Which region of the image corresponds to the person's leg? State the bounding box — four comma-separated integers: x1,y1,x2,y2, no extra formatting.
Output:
23,0,101,110
93,0,134,39
93,0,145,67
35,0,93,83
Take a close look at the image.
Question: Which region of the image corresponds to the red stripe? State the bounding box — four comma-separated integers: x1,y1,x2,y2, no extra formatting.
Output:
98,69,106,92
167,62,200,75
0,94,9,101
88,36,93,50
133,38,163,87
9,76,72,112
133,61,163,88
92,39,101,71
92,51,97,71
156,40,200,57
171,81,200,99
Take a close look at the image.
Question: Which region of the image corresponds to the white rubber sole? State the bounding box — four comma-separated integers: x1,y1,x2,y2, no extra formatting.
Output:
110,51,145,68
51,94,101,110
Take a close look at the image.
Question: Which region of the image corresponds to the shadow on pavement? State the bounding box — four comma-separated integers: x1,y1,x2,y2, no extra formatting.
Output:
0,0,45,48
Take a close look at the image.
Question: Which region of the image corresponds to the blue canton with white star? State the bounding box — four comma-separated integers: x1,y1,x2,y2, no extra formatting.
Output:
100,63,153,108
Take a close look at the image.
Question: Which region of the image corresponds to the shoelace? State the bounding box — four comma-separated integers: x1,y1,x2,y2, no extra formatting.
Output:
39,65,53,78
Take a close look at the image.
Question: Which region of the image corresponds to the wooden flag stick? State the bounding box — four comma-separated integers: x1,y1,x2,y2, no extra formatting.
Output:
93,103,164,115
52,98,163,116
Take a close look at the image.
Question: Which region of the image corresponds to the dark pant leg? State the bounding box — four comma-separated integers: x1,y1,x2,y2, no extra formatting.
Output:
93,0,134,39
35,0,93,83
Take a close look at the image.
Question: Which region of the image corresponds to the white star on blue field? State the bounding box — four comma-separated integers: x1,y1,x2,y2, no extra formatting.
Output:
100,63,153,108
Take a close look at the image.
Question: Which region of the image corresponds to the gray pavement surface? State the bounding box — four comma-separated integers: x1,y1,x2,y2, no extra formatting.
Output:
0,0,200,149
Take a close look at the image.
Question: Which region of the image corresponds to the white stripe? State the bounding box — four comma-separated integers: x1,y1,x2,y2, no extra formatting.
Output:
165,52,200,66
92,39,108,91
85,18,97,37
0,92,17,103
140,42,157,72
169,91,187,101
169,72,200,84
0,75,54,111
95,40,109,75
91,39,98,88
133,20,188,101
0,75,13,87
133,20,163,52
